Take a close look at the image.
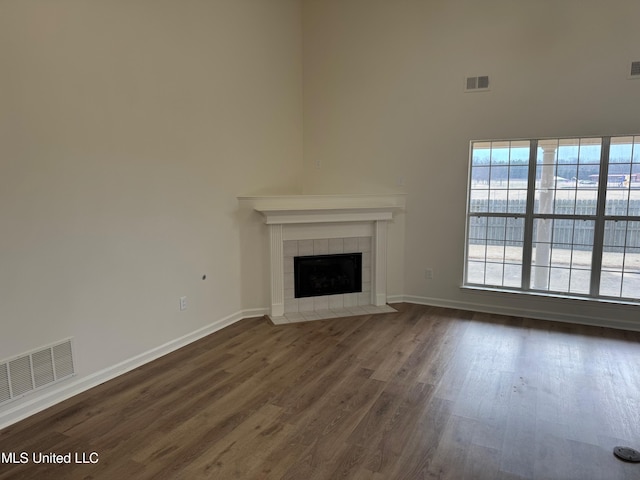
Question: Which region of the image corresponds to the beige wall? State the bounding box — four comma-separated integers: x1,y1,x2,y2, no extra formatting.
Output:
0,0,303,380
302,0,640,325
3,0,640,424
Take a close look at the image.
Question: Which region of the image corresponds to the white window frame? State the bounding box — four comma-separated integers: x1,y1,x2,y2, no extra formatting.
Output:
464,135,640,304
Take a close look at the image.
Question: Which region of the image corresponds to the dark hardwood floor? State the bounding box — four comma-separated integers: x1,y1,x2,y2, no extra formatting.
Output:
1,303,640,479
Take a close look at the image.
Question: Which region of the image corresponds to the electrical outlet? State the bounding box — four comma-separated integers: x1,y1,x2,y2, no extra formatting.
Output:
425,269,434,280
179,296,187,311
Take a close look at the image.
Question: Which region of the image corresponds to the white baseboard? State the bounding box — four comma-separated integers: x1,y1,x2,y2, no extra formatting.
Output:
385,294,405,304
0,308,268,431
398,295,640,332
3,293,637,431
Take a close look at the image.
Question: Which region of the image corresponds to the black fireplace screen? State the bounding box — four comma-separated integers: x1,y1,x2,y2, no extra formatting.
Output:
294,253,362,298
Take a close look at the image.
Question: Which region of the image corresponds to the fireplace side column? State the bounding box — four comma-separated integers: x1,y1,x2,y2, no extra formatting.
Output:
269,223,285,317
373,220,388,306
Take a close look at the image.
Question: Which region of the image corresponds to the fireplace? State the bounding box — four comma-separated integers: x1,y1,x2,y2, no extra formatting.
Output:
237,193,406,321
294,253,362,298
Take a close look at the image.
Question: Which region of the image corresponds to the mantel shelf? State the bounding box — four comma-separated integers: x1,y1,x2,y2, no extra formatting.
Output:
238,193,406,225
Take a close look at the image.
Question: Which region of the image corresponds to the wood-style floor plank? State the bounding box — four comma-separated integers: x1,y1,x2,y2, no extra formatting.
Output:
1,303,640,479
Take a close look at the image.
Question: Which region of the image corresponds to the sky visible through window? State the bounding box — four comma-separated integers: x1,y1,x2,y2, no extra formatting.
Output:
472,141,639,181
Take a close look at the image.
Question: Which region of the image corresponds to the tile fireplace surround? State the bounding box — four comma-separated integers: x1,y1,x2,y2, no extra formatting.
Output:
238,194,406,324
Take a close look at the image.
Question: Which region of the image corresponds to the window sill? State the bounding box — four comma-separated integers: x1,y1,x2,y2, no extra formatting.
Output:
461,284,640,308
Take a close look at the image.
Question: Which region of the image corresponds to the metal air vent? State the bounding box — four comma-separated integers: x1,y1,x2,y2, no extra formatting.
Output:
465,75,490,92
630,61,640,79
0,339,75,406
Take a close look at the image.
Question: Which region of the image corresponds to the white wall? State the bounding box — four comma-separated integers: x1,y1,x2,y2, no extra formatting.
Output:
3,0,640,428
302,0,640,328
0,0,303,421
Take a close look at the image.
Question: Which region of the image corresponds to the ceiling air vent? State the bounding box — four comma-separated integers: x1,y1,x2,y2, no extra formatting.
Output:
630,61,640,79
465,75,490,92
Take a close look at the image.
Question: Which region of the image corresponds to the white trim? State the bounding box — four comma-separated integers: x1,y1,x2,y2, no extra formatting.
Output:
239,194,405,225
373,220,388,306
283,222,372,241
461,285,640,308
386,294,405,304
238,193,407,211
0,308,267,431
398,295,640,332
261,209,394,224
269,224,285,317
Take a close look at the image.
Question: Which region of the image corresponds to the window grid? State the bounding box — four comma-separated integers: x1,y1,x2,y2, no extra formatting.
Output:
467,140,528,288
600,220,640,298
465,135,640,303
530,219,594,296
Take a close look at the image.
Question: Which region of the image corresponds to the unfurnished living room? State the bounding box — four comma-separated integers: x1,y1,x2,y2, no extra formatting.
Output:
1,1,639,479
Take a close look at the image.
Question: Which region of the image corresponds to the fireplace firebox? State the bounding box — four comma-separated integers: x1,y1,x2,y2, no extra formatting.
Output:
294,253,362,298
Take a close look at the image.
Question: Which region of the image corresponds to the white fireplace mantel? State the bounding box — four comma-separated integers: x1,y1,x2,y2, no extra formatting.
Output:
238,194,406,318
240,193,405,224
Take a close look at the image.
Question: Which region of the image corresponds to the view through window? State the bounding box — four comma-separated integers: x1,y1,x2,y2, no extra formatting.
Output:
465,135,640,302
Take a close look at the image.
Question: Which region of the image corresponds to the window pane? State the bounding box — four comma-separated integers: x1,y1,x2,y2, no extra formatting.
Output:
509,165,528,181
578,137,602,164
572,219,595,248
468,216,488,242
503,264,522,287
486,245,506,263
487,217,506,243
470,166,491,188
557,139,579,164
599,271,623,298
606,136,640,216
507,190,527,213
470,189,489,212
535,140,559,214
467,261,486,284
467,244,487,262
610,136,634,162
627,223,640,248
535,138,599,216
605,168,632,216
603,221,627,247
569,269,591,295
510,140,531,162
485,262,505,287
465,213,524,288
622,273,640,299
577,164,598,185
558,164,578,182
470,141,532,216
602,251,624,270
490,165,509,185
489,190,507,213
531,216,552,291
505,217,523,244
471,142,492,165
576,163,599,212
548,267,570,292
530,219,593,294
553,218,574,244
599,222,640,300
623,247,640,271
